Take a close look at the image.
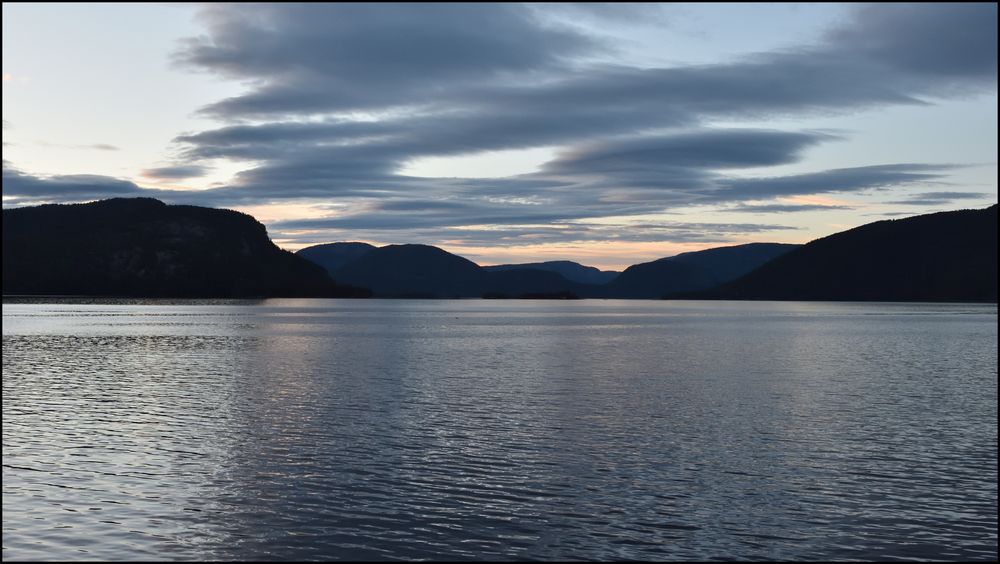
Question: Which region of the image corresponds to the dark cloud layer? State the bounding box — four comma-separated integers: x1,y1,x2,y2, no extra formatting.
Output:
177,3,995,121
269,218,800,248
3,162,148,204
543,130,835,175
714,164,961,201
163,3,995,228
731,203,855,214
829,3,997,81
140,165,211,181
884,191,992,206
176,3,603,118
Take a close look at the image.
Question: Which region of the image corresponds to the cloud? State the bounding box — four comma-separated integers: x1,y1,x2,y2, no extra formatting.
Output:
827,3,997,81
161,3,993,224
177,4,995,123
714,164,960,201
544,129,835,174
265,159,960,246
169,127,840,206
32,141,121,151
875,211,923,217
731,203,855,214
175,3,604,118
883,191,994,206
528,3,673,27
140,164,211,181
2,161,151,204
270,218,799,248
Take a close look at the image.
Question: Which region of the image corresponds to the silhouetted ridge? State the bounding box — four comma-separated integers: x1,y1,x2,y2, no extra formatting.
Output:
484,260,619,285
2,198,370,298
603,259,716,299
603,243,798,298
481,267,589,298
296,242,376,276
331,244,483,298
666,243,800,282
326,244,590,298
698,205,997,302
300,241,802,299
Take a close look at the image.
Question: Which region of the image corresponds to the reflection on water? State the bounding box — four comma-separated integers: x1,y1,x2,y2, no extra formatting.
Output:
3,300,997,561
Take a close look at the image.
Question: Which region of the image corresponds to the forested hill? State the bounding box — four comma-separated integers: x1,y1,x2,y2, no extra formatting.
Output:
2,198,370,298
698,205,998,302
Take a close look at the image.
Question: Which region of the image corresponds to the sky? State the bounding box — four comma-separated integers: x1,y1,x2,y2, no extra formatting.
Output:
2,3,997,271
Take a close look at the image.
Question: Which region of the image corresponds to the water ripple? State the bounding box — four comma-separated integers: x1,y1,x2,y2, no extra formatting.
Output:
3,300,997,561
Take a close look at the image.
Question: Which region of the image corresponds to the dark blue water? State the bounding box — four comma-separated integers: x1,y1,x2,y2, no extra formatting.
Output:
3,299,997,561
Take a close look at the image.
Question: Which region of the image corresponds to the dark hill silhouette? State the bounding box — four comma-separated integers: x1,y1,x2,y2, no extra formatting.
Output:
2,198,370,298
329,243,590,298
483,260,619,285
296,242,376,276
331,244,484,298
666,243,800,282
695,205,998,302
480,267,590,298
304,240,801,299
603,243,798,298
601,259,717,299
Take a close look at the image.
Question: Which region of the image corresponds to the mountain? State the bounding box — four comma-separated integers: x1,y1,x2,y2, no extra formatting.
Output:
483,260,619,285
700,205,998,302
2,198,370,298
328,243,589,298
331,244,484,298
306,240,800,299
480,267,590,298
665,243,800,282
603,243,798,298
296,242,376,276
601,259,716,299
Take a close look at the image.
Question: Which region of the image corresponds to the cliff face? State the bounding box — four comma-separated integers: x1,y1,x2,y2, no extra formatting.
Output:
2,198,370,298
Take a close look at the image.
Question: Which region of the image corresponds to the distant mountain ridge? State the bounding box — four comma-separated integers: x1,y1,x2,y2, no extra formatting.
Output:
295,242,377,276
483,261,620,285
692,205,998,302
2,198,369,298
318,244,591,298
601,243,799,298
666,243,801,283
330,244,484,298
294,243,618,287
296,241,799,299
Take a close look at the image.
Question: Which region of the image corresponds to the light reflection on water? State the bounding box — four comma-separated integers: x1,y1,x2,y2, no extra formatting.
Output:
3,299,997,561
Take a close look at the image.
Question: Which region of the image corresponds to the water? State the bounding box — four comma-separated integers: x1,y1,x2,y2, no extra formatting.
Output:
3,299,997,561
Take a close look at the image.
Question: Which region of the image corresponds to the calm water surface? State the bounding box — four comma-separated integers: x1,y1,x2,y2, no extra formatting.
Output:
3,299,997,561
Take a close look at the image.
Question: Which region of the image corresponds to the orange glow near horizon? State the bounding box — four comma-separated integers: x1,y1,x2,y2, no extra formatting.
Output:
449,241,719,271
233,203,338,224
446,238,803,271
274,237,808,272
